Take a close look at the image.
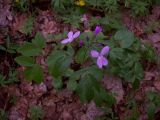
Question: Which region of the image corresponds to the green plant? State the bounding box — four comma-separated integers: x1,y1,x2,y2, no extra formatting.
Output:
51,0,74,14
89,15,123,31
0,109,7,120
15,32,46,83
107,29,143,89
0,70,18,87
146,91,160,120
131,1,149,16
61,8,83,28
144,21,160,33
46,30,117,106
0,74,7,87
9,96,17,105
20,16,34,35
0,36,19,54
14,0,29,12
15,25,157,108
29,106,43,120
7,70,19,84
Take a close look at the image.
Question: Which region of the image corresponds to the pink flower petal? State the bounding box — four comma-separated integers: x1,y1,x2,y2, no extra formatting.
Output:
97,56,108,69
73,31,80,39
91,50,99,58
61,39,70,44
68,31,73,38
101,56,108,66
100,46,110,55
97,56,103,69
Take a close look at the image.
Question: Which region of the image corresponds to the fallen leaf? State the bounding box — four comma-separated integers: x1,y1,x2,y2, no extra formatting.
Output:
103,75,124,103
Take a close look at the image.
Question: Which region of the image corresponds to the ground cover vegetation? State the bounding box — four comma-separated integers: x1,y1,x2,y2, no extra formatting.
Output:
0,0,160,119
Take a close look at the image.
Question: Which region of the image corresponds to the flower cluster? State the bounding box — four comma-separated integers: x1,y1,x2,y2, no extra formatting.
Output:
61,26,109,69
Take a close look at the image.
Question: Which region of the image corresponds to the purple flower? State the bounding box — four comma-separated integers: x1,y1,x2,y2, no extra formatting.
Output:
61,31,80,44
94,26,102,35
91,46,110,69
79,40,84,46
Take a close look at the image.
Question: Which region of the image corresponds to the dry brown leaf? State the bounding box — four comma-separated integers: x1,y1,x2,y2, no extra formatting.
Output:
103,75,124,103
33,83,47,98
0,4,12,27
11,14,27,33
144,71,155,81
85,102,104,120
9,97,28,120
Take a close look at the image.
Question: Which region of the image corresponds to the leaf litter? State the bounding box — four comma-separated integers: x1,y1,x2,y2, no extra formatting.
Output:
0,2,160,120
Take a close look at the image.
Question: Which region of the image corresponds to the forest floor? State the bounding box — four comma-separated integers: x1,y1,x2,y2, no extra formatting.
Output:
0,1,160,120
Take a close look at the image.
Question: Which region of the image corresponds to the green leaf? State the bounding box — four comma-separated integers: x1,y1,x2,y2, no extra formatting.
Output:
146,91,160,106
32,32,46,49
109,48,124,60
0,109,8,120
96,32,106,40
147,91,156,101
21,16,33,34
24,64,44,83
114,29,135,48
79,32,94,41
66,45,74,57
0,74,7,87
47,51,72,78
29,106,44,120
18,42,41,56
15,56,35,66
64,69,74,77
132,79,140,90
76,74,96,102
53,77,63,89
99,89,116,106
147,103,156,120
87,66,103,81
67,79,77,91
75,47,88,64
70,65,103,81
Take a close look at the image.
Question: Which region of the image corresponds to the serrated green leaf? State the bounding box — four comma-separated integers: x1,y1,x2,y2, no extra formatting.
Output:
75,46,88,64
109,48,124,60
87,66,103,81
32,32,46,48
24,64,44,83
47,51,72,78
114,29,135,48
18,42,41,56
67,80,77,91
100,89,116,106
76,74,100,102
15,56,35,66
70,65,103,81
76,74,95,102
